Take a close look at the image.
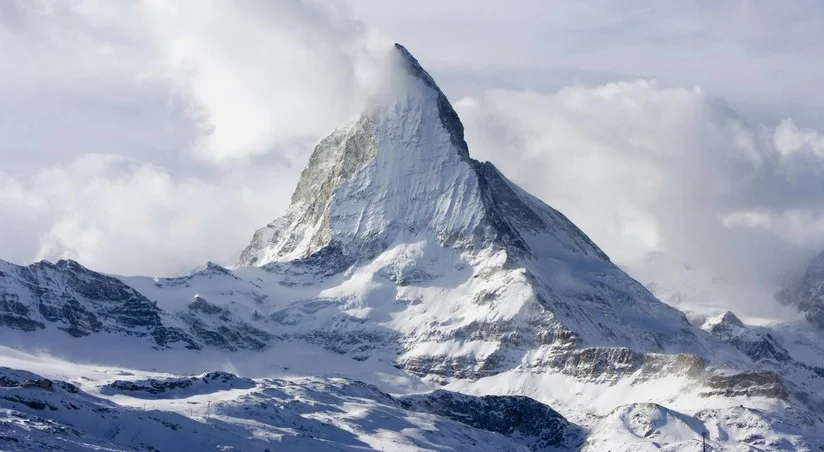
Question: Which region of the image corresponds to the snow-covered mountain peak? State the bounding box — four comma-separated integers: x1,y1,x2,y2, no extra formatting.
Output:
702,311,745,332
232,44,712,363
239,43,611,269
391,42,470,157
238,43,473,265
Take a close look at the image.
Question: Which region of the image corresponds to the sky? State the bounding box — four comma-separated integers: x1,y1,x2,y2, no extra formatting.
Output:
2,1,824,317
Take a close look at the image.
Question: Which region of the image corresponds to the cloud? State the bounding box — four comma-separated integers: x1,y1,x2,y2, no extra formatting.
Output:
0,0,391,275
136,0,388,162
773,119,824,157
455,81,824,300
347,0,824,126
0,0,391,167
0,154,299,276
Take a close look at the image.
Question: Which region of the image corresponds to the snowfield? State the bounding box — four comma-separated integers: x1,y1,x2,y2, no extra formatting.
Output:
0,357,558,451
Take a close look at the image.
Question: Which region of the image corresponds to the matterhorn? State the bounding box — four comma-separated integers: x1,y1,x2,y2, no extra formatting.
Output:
0,44,822,451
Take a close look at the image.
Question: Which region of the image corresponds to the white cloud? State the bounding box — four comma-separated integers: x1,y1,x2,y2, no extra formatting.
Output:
346,0,824,126
721,210,772,230
0,0,389,275
1,154,298,275
455,81,824,294
0,1,392,167
773,119,824,157
137,0,389,162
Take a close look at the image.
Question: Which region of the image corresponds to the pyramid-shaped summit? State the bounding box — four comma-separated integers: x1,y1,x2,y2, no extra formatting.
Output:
238,43,711,377
240,42,608,267
0,43,712,386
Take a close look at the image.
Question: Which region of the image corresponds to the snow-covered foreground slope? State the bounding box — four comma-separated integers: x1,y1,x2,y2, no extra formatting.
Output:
0,351,580,451
1,43,824,450
1,341,821,451
584,402,816,451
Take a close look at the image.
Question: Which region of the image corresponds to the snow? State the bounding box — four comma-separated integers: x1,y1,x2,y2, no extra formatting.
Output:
0,360,538,451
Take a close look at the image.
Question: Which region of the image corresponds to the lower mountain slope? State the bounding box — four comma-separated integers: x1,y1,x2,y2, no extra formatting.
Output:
1,364,579,451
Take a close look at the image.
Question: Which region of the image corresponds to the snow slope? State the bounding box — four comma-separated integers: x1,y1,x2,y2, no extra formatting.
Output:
1,361,570,451
583,402,817,451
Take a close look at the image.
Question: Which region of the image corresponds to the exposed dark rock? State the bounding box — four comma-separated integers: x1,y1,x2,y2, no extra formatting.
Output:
0,259,196,349
188,296,226,316
265,241,356,282
729,333,792,363
703,371,789,400
399,354,502,380
472,161,610,260
376,264,438,286
20,379,53,391
701,311,792,363
299,328,398,359
152,326,200,350
102,371,255,398
182,316,270,351
546,347,642,378
0,312,44,331
778,251,824,331
399,389,582,450
1,394,54,410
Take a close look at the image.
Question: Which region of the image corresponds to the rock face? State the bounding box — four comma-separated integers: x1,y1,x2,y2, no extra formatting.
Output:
238,43,607,270
700,311,792,363
101,371,256,398
702,371,789,400
399,389,583,450
0,259,273,351
779,250,824,331
0,259,196,348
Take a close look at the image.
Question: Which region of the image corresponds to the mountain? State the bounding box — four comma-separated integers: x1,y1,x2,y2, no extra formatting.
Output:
1,43,824,450
238,43,712,368
779,250,824,331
